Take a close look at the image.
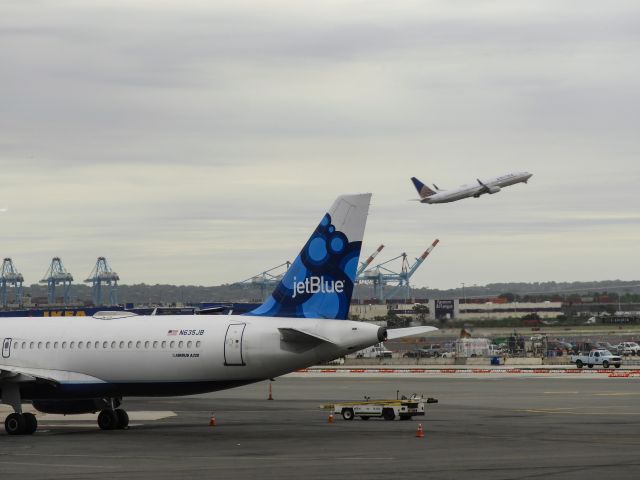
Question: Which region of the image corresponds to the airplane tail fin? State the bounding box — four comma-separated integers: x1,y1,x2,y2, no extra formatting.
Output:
245,194,371,320
411,177,437,198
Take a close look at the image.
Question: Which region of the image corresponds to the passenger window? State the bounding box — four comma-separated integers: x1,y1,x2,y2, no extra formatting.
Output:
95,341,99,349
13,342,18,350
70,342,75,349
78,342,84,349
37,342,43,349
119,341,125,349
62,342,67,349
22,342,26,349
161,341,167,348
136,341,141,348
187,341,193,348
144,341,150,349
111,341,116,349
29,342,34,349
54,342,59,349
170,341,175,348
46,342,51,349
126,341,132,349
86,341,91,349
178,341,184,348
196,341,201,348
153,341,159,348
103,341,108,348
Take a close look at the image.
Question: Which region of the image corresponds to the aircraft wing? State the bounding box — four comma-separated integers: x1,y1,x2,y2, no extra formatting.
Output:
476,178,490,193
0,365,106,385
386,326,438,340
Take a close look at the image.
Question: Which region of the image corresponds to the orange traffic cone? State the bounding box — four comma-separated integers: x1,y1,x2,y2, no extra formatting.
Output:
416,423,425,438
209,414,217,426
268,383,274,401
328,414,334,423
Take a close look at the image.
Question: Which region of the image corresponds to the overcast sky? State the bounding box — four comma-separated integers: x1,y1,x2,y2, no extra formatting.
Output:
1,0,638,290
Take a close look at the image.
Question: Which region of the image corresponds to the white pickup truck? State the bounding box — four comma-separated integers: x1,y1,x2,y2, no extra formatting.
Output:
571,349,622,369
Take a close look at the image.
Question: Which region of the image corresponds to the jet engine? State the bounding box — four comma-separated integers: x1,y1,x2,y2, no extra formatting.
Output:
487,186,501,194
33,398,115,415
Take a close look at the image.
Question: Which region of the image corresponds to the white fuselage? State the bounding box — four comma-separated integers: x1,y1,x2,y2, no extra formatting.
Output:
0,315,383,399
422,172,532,204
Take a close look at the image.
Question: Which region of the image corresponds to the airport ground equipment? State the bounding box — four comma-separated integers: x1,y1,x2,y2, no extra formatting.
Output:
324,395,437,421
357,239,439,303
0,258,23,307
39,257,73,305
236,262,291,301
572,349,622,369
85,257,119,306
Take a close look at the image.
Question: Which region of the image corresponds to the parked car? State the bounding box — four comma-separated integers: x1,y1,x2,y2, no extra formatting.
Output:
614,342,640,356
403,345,443,358
356,343,393,359
403,348,426,358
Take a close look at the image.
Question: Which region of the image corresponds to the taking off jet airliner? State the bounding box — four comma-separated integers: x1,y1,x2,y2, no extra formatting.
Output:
0,194,435,435
411,172,533,204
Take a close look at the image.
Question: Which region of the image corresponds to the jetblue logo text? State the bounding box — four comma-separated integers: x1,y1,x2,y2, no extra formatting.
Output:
291,276,345,298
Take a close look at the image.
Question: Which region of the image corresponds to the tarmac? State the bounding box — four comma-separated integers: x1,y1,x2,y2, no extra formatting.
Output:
1,373,639,479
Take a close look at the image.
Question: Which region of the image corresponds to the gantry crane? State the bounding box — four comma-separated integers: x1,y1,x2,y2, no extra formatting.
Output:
237,262,291,301
85,257,120,306
40,257,74,305
357,239,439,303
0,258,24,307
356,244,385,276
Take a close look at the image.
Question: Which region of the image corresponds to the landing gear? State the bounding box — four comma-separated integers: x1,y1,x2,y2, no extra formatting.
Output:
23,412,38,435
3,412,38,436
2,384,38,435
98,407,129,430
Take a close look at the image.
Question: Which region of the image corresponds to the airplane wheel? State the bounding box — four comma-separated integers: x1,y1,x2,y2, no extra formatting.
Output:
23,413,38,435
115,409,129,429
98,409,118,430
5,413,26,435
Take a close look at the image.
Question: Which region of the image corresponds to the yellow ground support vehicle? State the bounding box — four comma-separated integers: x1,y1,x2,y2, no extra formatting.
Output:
325,395,437,421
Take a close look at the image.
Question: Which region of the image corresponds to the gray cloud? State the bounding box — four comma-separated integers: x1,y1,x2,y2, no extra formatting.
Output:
1,0,638,288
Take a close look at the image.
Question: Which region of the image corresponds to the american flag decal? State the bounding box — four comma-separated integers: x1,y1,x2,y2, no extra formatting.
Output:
167,330,178,336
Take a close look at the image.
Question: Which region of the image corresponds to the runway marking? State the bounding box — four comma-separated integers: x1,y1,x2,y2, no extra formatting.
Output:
0,461,117,469
543,391,579,394
0,451,396,462
593,392,640,396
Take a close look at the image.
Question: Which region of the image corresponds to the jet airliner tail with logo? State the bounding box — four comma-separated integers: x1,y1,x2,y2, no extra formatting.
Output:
246,194,370,320
410,177,438,199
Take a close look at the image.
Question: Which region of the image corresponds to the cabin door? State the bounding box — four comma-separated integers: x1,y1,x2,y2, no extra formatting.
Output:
224,324,246,366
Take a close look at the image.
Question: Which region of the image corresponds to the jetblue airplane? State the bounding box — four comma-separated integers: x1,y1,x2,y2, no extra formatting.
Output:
0,194,435,435
411,172,533,204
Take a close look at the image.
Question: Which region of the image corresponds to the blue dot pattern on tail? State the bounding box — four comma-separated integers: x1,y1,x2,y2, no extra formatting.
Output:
245,213,362,320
